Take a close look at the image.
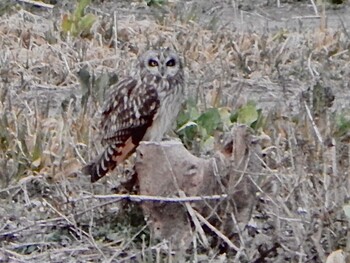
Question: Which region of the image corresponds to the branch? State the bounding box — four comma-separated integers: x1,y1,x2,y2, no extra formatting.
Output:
16,0,54,9
71,193,227,203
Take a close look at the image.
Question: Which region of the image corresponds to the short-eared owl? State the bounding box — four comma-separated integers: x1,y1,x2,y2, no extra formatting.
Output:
83,49,185,183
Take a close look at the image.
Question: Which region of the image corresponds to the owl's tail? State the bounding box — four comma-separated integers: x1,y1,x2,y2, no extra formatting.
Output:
82,144,119,183
82,138,137,183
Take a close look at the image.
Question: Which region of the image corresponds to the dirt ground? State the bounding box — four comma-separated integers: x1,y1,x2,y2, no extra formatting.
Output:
1,0,350,262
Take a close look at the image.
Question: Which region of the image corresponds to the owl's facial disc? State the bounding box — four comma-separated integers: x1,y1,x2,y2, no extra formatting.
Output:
140,49,181,79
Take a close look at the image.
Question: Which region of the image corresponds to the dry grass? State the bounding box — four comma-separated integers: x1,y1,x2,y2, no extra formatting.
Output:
0,1,350,262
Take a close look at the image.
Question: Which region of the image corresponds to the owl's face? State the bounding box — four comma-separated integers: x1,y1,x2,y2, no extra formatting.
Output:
139,49,182,79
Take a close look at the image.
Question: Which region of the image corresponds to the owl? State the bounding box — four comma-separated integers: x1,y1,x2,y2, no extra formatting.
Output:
83,48,185,183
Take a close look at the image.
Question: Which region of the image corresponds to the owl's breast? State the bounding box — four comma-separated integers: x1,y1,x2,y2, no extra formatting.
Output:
143,81,184,141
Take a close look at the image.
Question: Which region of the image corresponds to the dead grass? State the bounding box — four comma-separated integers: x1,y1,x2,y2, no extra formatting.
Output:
0,1,350,262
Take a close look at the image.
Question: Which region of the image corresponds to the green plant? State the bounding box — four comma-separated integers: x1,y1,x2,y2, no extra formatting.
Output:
176,99,263,152
333,111,350,139
61,0,96,38
230,101,264,131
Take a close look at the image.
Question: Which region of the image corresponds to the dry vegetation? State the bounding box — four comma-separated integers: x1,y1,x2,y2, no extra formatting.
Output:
1,0,350,262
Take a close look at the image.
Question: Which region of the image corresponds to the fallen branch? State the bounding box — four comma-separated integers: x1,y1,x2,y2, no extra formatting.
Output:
71,193,227,203
194,210,240,252
16,0,54,9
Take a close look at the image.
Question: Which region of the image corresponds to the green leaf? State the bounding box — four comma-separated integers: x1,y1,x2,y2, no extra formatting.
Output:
201,136,214,153
237,102,259,126
334,113,350,138
177,121,197,133
176,98,200,128
32,131,43,166
74,0,91,19
61,14,73,34
176,109,190,128
251,108,264,130
186,97,197,108
178,121,198,147
0,113,10,150
218,107,232,130
78,13,96,35
230,111,238,123
61,0,95,38
198,126,208,139
196,108,221,135
189,106,200,120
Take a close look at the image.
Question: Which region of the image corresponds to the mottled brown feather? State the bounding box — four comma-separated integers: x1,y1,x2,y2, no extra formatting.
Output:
83,77,160,182
82,49,184,183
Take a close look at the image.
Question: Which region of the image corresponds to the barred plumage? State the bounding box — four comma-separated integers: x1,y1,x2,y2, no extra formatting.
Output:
83,49,185,183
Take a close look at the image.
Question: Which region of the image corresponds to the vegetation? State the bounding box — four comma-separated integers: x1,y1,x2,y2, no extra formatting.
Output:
61,0,96,38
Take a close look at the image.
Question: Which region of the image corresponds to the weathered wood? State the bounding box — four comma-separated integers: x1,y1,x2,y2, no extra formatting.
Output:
135,125,263,250
136,141,217,249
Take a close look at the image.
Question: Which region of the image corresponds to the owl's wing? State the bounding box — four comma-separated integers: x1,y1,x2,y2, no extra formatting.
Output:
100,77,160,146
83,77,160,183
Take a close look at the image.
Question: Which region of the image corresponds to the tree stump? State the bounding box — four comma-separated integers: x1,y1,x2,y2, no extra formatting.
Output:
135,124,263,251
135,141,218,249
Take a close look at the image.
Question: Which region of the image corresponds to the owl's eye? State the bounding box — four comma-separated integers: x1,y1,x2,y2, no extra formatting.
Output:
166,59,176,67
148,59,158,67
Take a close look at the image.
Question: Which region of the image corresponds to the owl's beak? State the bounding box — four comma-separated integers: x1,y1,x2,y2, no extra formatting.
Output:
160,66,165,77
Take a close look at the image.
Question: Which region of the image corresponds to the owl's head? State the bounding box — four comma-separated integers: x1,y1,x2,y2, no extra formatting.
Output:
139,49,183,80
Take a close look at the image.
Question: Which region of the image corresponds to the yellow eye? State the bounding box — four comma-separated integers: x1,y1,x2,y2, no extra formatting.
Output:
166,59,176,67
148,59,158,67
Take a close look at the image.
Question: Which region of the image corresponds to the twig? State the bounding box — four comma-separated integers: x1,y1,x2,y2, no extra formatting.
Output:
0,184,21,194
71,193,227,203
309,0,319,16
8,246,92,262
194,210,240,252
113,11,118,53
276,34,291,59
292,15,321,19
247,173,279,207
179,190,209,249
48,45,71,76
161,148,210,248
0,217,67,237
3,249,26,262
230,212,246,249
279,243,307,257
303,101,323,144
71,200,117,218
114,240,169,262
307,51,317,79
43,199,107,260
16,0,54,9
43,199,75,225
8,242,56,250
265,211,311,224
330,50,349,59
106,224,148,263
